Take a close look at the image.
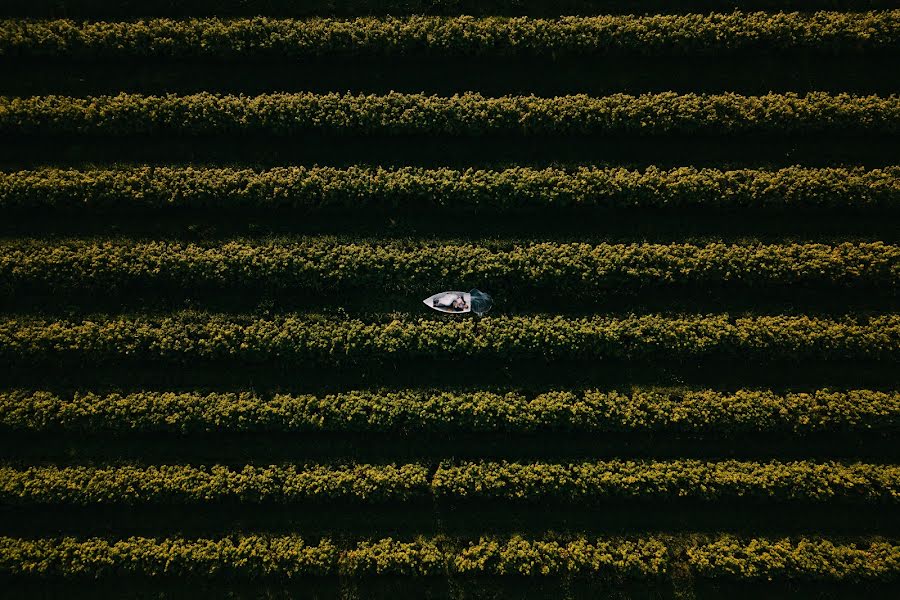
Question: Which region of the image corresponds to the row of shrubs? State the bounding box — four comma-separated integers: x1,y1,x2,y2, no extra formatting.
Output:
2,460,896,504
3,388,896,434
2,1,893,19
3,240,897,295
3,12,897,58
1,313,897,364
1,535,896,580
3,92,897,136
1,166,898,211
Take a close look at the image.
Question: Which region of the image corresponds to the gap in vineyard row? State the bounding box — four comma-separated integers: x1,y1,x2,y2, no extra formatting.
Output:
4,579,895,600
2,56,898,97
3,288,897,318
1,503,898,539
2,360,897,394
2,213,898,242
2,431,897,464
4,0,898,18
3,135,899,170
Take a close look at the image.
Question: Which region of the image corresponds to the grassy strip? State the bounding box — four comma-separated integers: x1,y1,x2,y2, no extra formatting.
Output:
2,388,896,435
1,460,896,505
3,92,898,136
2,1,895,18
1,166,898,211
2,240,897,296
2,13,898,59
0,534,897,580
2,313,898,364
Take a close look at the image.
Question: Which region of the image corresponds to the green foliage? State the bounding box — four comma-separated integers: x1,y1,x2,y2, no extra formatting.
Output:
342,538,445,576
1,166,898,211
0,463,430,505
1,312,897,365
3,13,897,59
453,536,668,576
0,535,340,577
0,534,668,578
581,388,900,434
432,460,900,502
1,534,897,580
2,388,897,435
1,460,896,505
688,537,900,581
2,239,896,297
3,92,897,136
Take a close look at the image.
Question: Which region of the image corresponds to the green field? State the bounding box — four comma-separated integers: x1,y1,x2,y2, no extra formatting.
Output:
0,1,898,599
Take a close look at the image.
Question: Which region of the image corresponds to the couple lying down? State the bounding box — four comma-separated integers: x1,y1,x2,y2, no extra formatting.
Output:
432,292,470,312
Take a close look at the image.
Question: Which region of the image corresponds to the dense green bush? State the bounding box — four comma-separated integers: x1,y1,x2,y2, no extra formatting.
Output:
1,313,897,364
580,388,900,434
1,166,898,211
3,388,896,435
3,92,897,136
0,313,898,365
0,535,341,577
0,464,430,504
2,240,896,296
688,537,900,581
340,538,446,576
1,460,896,505
453,536,668,576
3,13,897,59
0,534,670,578
432,460,900,502
1,535,897,580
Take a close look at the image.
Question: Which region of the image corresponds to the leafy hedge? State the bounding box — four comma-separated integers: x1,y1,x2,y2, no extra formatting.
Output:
1,166,898,211
3,13,897,59
0,535,341,578
1,535,896,580
1,460,896,505
2,313,897,364
3,92,898,136
0,534,668,578
431,460,900,502
688,537,900,581
3,240,896,296
0,464,431,504
452,536,668,576
3,388,896,435
2,1,894,18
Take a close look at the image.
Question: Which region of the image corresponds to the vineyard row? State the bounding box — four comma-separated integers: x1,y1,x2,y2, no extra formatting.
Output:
3,92,898,136
1,535,897,580
3,12,898,59
3,388,896,434
2,313,898,364
2,460,897,504
1,166,898,211
3,240,897,294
